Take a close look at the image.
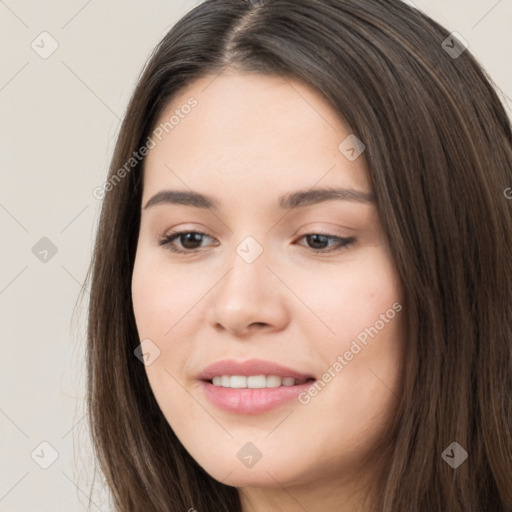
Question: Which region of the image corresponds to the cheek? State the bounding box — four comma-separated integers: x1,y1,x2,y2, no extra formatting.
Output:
131,253,198,415
131,258,165,338
302,248,405,406
131,250,203,337
293,249,402,343
316,254,405,416
131,250,211,395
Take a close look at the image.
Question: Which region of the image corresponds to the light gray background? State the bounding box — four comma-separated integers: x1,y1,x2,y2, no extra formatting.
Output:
1,1,510,510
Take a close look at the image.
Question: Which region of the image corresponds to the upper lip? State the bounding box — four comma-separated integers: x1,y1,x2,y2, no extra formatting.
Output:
197,358,316,381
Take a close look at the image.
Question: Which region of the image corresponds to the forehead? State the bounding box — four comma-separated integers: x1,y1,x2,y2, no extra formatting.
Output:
142,70,371,200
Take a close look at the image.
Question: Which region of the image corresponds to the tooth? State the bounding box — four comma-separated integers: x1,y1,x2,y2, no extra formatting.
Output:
210,375,303,388
230,375,247,388
247,375,267,388
266,375,282,387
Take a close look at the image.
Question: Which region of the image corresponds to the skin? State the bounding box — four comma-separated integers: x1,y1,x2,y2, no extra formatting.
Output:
131,69,406,512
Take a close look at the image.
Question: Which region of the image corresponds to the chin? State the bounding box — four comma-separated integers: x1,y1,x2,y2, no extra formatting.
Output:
196,452,311,489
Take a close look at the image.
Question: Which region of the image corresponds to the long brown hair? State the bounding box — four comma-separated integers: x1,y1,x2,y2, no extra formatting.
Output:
84,0,512,510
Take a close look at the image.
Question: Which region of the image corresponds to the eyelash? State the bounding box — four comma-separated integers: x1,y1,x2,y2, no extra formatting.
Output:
157,231,356,254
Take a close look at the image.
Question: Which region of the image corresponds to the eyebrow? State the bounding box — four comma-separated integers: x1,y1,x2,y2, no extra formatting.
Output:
142,187,375,211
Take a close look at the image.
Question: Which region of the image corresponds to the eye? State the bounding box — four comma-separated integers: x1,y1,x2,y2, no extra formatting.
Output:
158,230,356,254
295,233,356,253
158,231,216,253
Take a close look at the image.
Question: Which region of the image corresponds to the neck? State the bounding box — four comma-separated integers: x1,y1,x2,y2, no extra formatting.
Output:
239,462,382,512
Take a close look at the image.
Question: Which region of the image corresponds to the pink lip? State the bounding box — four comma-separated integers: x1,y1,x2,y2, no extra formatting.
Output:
199,381,315,414
197,358,316,415
197,358,315,381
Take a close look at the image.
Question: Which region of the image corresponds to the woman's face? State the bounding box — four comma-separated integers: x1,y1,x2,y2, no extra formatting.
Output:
131,70,406,502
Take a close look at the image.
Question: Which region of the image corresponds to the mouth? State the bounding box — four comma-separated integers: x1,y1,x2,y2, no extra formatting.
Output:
205,375,316,388
197,358,317,414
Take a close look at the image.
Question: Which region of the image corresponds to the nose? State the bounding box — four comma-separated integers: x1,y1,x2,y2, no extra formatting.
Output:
206,243,289,337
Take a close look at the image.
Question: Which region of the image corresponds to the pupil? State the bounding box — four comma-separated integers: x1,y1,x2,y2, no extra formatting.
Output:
308,234,327,249
182,233,202,249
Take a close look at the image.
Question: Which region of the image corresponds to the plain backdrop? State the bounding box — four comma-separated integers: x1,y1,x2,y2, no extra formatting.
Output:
0,1,511,510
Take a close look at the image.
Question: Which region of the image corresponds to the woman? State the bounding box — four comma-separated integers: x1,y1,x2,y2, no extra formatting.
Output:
85,0,512,510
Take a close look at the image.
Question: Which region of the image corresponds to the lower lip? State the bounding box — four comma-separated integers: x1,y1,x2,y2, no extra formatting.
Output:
199,379,315,414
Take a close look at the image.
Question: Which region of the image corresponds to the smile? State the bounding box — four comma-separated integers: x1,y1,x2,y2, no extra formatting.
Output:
200,378,317,415
210,375,311,388
197,358,317,414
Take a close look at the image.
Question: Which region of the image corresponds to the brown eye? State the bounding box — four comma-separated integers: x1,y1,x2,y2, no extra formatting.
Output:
158,231,356,255
296,234,356,253
158,231,215,253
